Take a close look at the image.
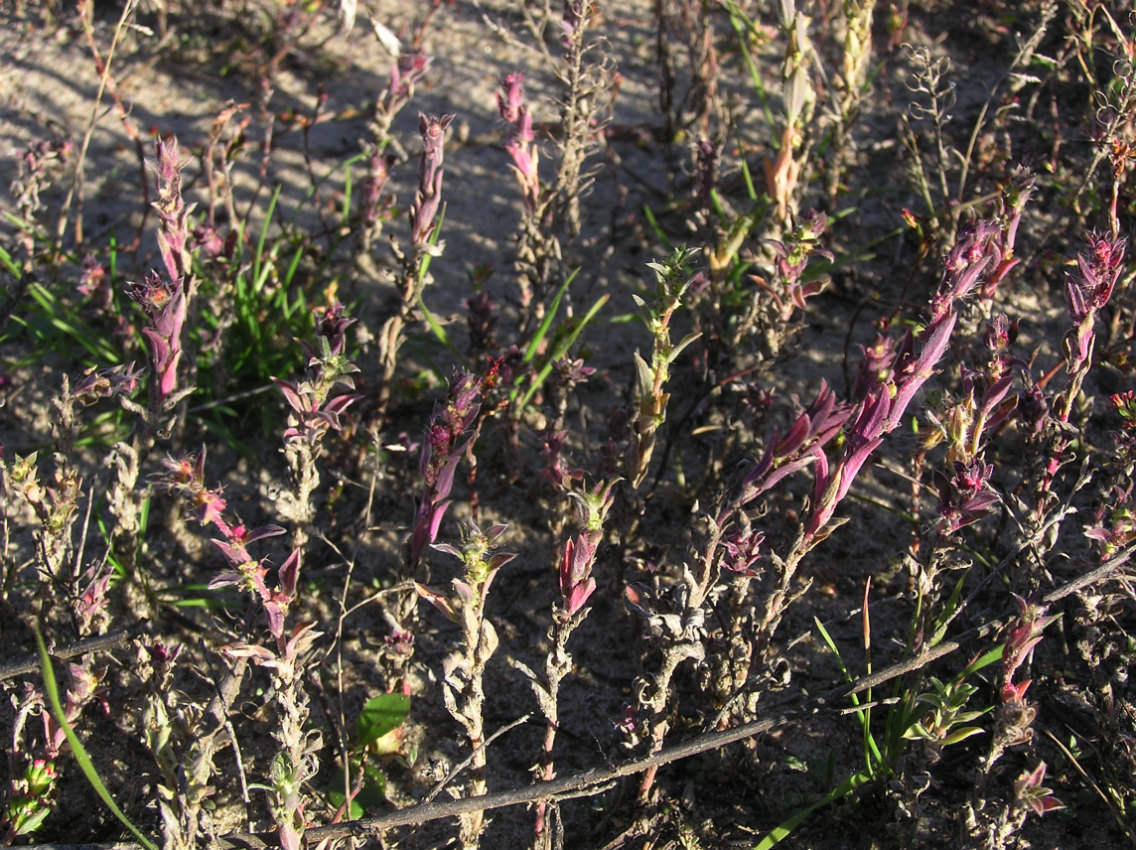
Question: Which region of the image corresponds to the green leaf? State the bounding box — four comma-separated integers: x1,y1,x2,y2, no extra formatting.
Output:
642,204,672,248
418,289,469,369
252,184,283,293
356,692,411,747
15,803,51,836
960,645,1004,678
326,766,364,819
941,726,986,747
327,761,387,818
928,571,968,647
518,292,608,412
523,270,580,365
360,762,388,806
667,331,702,365
0,242,19,276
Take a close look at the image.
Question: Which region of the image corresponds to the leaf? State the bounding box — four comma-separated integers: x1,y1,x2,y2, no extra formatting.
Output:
633,351,653,395
360,762,388,806
356,692,411,747
754,768,872,850
941,726,985,747
523,270,579,364
415,582,458,622
327,761,386,819
518,292,609,411
667,331,702,365
326,765,364,820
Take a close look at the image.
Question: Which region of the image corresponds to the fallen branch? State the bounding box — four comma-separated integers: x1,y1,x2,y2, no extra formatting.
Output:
0,623,145,682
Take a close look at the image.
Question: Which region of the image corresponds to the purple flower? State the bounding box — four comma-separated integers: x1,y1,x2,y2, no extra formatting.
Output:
720,526,765,576
1065,232,1127,324
149,137,192,286
71,363,142,406
409,373,483,565
496,72,526,125
738,381,851,508
409,113,455,247
558,478,617,617
77,255,111,306
497,73,540,213
560,537,597,616
935,459,999,535
388,52,431,110
1014,762,1064,817
125,270,187,404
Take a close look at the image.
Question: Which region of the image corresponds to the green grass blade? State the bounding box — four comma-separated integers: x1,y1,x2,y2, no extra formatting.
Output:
414,206,447,284
35,627,159,850
285,150,368,229
417,290,470,370
814,618,884,771
341,159,354,227
960,644,1004,678
519,292,608,411
523,269,580,364
0,242,19,276
814,617,853,684
723,0,774,131
928,572,968,648
26,283,122,364
754,769,872,850
108,232,119,286
253,184,283,293
282,242,305,291
738,144,758,201
642,204,672,249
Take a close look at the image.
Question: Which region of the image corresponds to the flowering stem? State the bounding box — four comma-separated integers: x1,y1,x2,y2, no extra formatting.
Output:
378,113,454,409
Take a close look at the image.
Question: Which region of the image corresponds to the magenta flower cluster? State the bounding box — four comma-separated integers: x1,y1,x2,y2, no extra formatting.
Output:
124,270,187,405
161,450,298,641
410,373,483,566
497,72,540,215
273,302,360,445
409,113,455,248
558,478,617,617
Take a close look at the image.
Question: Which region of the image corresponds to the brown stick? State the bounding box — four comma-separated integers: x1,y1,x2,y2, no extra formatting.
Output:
0,624,146,682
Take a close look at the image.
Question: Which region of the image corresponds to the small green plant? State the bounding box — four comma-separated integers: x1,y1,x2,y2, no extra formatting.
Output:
194,185,317,408
507,269,609,419
757,616,997,850
417,521,516,849
2,759,56,841
901,675,988,748
625,247,700,489
327,690,412,820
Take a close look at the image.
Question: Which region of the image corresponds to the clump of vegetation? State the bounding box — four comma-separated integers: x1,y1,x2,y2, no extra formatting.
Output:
1,1,1134,848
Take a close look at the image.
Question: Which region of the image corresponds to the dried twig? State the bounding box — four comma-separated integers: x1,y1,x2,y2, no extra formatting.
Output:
0,624,145,682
